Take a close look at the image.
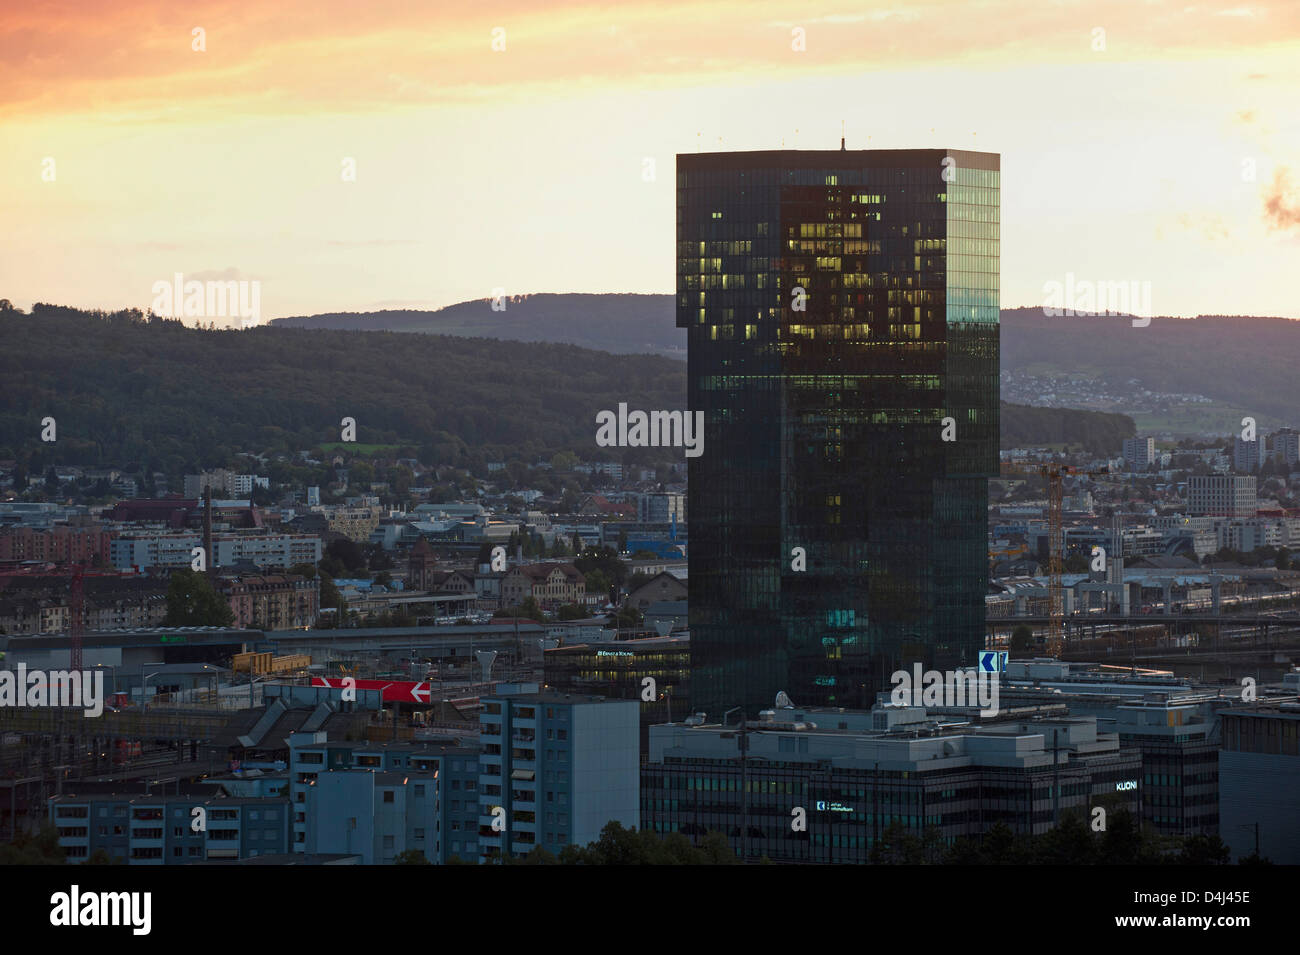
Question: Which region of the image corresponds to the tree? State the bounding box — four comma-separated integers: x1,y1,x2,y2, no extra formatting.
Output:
869,821,925,864
555,603,587,620
516,846,559,865
606,605,643,629
1009,624,1035,653
497,597,545,623
1177,834,1231,865
325,538,367,575
699,831,737,864
583,569,611,600
574,545,628,586
81,848,121,865
163,568,234,627
0,824,66,865
393,849,431,865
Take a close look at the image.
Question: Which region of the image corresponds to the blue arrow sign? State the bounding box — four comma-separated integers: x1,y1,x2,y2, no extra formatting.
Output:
979,651,998,672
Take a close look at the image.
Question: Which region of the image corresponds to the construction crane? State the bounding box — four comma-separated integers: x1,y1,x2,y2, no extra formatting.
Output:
0,563,137,670
997,462,1109,657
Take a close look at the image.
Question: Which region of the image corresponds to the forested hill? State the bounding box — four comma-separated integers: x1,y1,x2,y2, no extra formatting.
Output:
1000,402,1133,453
0,303,1130,473
0,304,683,474
1000,308,1300,425
275,297,1300,428
272,293,685,358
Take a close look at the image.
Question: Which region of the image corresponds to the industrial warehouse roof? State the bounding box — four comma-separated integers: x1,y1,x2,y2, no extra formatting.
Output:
0,626,255,651
264,623,545,640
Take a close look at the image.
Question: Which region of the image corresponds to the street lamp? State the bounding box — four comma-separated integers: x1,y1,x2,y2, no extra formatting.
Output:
1237,822,1260,858
92,663,117,701
723,706,749,863
141,670,165,710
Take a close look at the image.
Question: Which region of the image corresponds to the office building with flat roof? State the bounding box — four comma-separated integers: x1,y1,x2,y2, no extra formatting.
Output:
1219,703,1300,863
643,703,1139,864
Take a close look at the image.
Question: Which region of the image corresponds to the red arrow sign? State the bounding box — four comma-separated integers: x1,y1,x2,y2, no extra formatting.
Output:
312,677,431,703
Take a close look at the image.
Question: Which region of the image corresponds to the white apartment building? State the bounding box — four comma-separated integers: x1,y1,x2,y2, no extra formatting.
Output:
1122,437,1155,472
110,532,321,570
1233,437,1265,474
182,469,266,499
1271,430,1300,468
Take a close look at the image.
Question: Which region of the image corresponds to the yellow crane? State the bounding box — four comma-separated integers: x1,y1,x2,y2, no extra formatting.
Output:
998,462,1109,657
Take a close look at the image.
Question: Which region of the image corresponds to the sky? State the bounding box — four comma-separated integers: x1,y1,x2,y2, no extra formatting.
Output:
2,0,1298,325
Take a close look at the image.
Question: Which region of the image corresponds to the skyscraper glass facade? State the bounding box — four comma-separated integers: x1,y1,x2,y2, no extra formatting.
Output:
678,149,999,717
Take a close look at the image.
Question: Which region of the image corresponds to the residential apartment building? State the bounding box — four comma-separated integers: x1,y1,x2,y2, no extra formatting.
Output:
221,574,320,630
109,532,322,571
0,577,167,636
1122,437,1156,472
0,525,111,564
1216,518,1283,552
478,686,639,861
49,793,290,864
183,470,266,499
1271,429,1300,468
288,735,481,863
1233,437,1265,474
304,771,438,865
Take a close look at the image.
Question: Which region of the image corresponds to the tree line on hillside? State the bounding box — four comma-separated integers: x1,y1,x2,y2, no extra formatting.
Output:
0,303,684,478
1,302,1138,477
1000,401,1134,455
1001,308,1300,426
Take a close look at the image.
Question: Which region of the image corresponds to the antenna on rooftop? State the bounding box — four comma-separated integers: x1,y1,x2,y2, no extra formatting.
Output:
841,119,845,150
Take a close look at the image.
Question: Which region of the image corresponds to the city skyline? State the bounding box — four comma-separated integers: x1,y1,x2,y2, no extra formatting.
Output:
2,1,1299,322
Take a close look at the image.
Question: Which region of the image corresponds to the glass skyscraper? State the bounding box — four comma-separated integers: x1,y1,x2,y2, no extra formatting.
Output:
678,148,999,717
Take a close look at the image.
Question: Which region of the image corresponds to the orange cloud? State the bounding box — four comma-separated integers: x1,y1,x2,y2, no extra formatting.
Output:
3,0,1299,120
1264,167,1300,231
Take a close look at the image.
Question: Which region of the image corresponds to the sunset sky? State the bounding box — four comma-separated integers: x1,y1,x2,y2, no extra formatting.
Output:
2,0,1298,324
